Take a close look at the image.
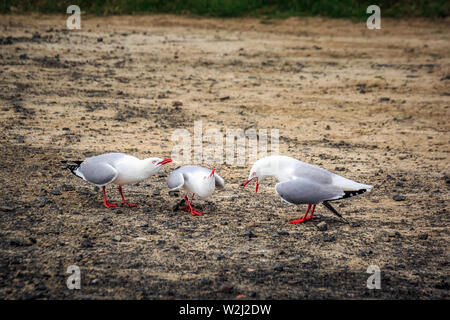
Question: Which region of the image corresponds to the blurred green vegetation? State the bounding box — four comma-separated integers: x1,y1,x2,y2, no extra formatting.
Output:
1,0,448,18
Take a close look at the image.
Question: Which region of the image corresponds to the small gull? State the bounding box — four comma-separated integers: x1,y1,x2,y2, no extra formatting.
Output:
63,152,172,208
243,155,372,223
167,165,225,216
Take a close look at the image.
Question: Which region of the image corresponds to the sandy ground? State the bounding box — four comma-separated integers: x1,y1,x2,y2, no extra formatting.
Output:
0,14,449,299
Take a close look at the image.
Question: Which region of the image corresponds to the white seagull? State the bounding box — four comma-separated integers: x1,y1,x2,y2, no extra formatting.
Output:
243,155,372,224
167,166,225,216
62,153,172,208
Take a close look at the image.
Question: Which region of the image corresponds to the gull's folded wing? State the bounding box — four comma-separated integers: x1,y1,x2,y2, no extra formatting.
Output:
167,171,185,190
275,178,344,205
79,161,118,186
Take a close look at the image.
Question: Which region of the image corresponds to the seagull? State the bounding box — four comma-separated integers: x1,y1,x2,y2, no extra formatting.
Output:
243,155,372,224
167,166,225,216
62,153,172,208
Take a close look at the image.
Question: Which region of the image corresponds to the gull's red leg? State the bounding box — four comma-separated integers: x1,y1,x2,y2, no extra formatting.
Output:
118,185,137,207
289,204,311,224
103,186,118,208
181,194,195,211
184,194,202,216
190,194,203,216
304,204,316,221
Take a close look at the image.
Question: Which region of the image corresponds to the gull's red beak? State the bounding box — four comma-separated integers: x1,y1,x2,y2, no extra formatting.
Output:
157,158,172,166
209,168,215,177
243,177,259,193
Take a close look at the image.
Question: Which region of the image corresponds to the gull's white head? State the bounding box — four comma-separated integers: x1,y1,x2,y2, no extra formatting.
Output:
144,157,173,174
243,155,294,193
243,157,273,193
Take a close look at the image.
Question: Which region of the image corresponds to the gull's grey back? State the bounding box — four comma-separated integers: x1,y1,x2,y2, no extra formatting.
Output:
83,152,129,166
292,161,334,185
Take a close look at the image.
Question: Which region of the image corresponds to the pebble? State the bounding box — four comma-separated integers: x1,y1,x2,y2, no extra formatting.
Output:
242,230,257,238
219,282,234,293
389,231,402,238
317,222,328,231
212,253,225,260
80,239,93,248
273,264,284,271
39,197,49,204
50,189,61,196
393,194,406,201
113,235,122,242
169,190,179,197
61,183,75,191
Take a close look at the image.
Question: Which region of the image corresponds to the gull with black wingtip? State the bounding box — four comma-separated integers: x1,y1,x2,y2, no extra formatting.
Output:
244,155,372,223
62,152,172,208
